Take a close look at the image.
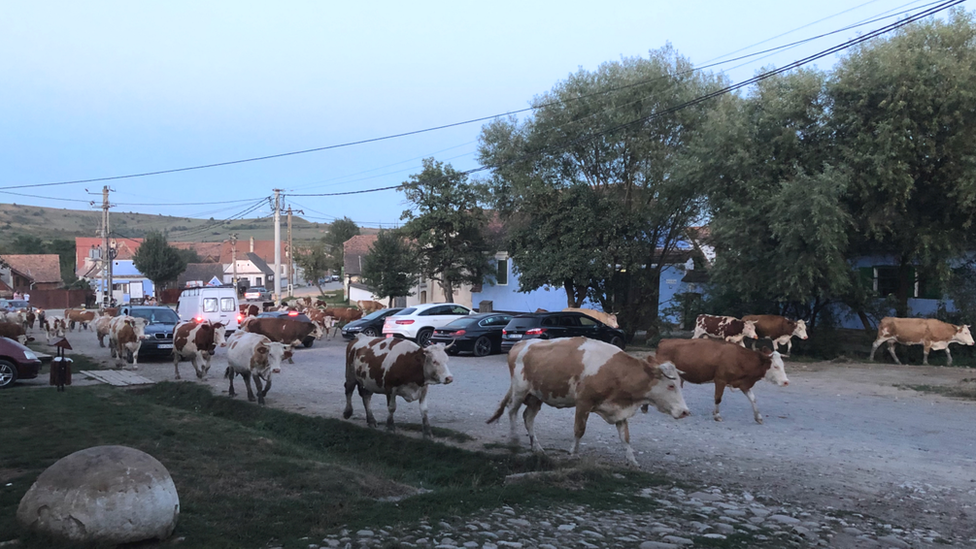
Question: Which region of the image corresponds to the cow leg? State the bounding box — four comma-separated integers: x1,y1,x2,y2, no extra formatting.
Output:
342,379,357,419
570,407,589,457
744,388,763,424
173,352,182,380
190,355,204,379
200,353,212,379
944,347,953,368
923,343,931,366
360,388,377,428
869,337,890,361
506,392,525,443
226,367,236,398
252,374,266,405
417,386,432,439
129,348,138,370
713,381,726,422
615,420,639,467
785,339,792,356
259,374,272,397
242,370,256,402
522,395,545,455
885,341,901,365
384,394,398,432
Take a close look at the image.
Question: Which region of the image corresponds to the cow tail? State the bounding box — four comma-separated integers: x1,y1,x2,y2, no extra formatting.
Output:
486,388,512,424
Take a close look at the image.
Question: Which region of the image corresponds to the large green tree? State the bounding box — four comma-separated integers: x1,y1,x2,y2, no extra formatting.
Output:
132,230,188,296
480,48,721,336
400,158,492,303
294,241,331,296
360,229,419,306
324,217,360,274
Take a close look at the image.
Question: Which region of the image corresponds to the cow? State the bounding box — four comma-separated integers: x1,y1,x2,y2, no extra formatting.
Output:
487,337,689,466
344,334,454,439
65,308,97,331
43,317,67,344
94,314,114,347
224,331,292,405
357,300,385,314
0,321,33,344
692,314,758,347
869,317,974,367
656,338,789,424
100,307,120,317
301,296,312,309
2,311,25,327
325,307,363,323
173,320,227,380
241,316,324,362
23,310,35,331
743,315,808,356
109,315,148,368
562,308,618,328
306,309,339,338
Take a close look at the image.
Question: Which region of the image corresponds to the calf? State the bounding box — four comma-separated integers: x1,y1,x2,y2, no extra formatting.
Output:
870,317,974,367
344,334,454,438
109,316,148,368
488,337,689,466
43,317,67,344
224,332,292,405
562,307,618,328
0,321,33,344
743,314,808,356
656,338,789,424
173,320,227,380
692,314,758,347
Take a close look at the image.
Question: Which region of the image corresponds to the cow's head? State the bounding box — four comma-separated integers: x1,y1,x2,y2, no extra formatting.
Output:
422,343,454,385
793,319,809,340
759,347,790,386
263,341,292,374
213,322,228,347
955,324,974,346
642,359,690,419
127,317,149,340
742,320,758,340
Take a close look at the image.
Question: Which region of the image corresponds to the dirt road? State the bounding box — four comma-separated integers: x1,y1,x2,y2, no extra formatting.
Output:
23,319,976,543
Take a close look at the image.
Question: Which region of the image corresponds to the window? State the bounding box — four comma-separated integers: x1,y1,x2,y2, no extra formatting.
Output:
875,266,900,297
558,315,578,327
203,298,218,312
578,316,599,327
496,257,509,286
220,298,236,312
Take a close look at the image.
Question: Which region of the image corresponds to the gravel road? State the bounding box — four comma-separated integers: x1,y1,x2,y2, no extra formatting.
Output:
22,316,976,546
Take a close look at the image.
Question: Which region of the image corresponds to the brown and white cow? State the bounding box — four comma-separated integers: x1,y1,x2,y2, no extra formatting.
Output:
562,308,618,328
869,317,974,367
344,334,454,438
692,314,758,347
43,317,67,344
241,316,324,362
0,321,33,344
64,308,97,331
173,320,227,380
23,310,36,331
224,331,292,405
108,315,148,368
656,338,789,424
487,337,690,466
94,314,114,347
306,309,339,338
357,300,385,314
743,315,808,356
326,307,363,323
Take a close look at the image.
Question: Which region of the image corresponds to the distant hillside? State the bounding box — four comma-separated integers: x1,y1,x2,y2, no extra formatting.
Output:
0,203,376,248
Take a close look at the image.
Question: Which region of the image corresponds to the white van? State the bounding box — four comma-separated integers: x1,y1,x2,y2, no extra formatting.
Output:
176,286,241,332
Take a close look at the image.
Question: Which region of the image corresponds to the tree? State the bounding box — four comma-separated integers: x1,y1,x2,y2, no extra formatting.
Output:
293,241,331,296
400,158,493,303
7,235,45,254
480,48,721,336
132,230,188,295
361,229,419,306
324,217,360,274
47,239,81,286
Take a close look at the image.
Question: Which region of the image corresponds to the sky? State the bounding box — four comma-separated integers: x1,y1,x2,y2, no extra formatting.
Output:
0,0,962,237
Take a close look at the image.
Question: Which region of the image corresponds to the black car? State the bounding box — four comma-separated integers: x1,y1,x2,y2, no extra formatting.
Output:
500,311,626,353
429,313,513,357
120,306,180,359
0,336,43,388
256,311,318,347
341,308,404,339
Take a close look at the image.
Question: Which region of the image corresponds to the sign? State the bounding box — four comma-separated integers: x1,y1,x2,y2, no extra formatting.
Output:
207,276,222,287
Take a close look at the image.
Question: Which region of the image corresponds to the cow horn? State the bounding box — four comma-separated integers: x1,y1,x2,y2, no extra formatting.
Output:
444,339,456,350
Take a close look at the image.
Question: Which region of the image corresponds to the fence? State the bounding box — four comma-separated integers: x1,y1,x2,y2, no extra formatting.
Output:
25,289,94,310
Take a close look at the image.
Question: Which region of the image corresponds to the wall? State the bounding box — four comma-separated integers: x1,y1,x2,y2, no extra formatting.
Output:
470,259,582,314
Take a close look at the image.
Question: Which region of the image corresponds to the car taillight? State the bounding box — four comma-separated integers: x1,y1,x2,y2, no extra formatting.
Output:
395,319,415,325
287,311,299,316
236,314,243,322
195,316,204,323
454,329,466,336
525,328,545,335
502,329,507,334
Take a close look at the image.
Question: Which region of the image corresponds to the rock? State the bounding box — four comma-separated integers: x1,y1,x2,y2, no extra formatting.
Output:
16,445,179,544
768,514,801,525
661,535,694,545
639,542,679,549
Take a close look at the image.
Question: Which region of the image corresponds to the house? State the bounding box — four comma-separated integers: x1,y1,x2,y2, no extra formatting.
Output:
0,254,63,296
177,263,227,289
223,252,276,289
89,259,153,304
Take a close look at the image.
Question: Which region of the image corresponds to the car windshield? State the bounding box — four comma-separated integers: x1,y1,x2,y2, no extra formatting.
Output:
444,317,479,328
129,308,180,324
505,316,542,330
5,300,29,309
363,308,399,321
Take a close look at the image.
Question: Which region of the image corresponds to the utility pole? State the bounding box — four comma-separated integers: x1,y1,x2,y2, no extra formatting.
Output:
101,186,113,308
230,233,238,294
273,189,282,306
286,206,293,298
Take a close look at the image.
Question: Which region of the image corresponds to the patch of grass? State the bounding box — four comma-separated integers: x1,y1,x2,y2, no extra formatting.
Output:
896,383,976,401
396,423,476,442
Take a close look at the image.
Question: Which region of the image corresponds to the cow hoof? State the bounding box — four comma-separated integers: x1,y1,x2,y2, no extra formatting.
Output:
175,375,181,380
367,420,377,429
258,398,265,405
248,396,256,402
342,409,353,420
755,416,764,425
713,415,723,422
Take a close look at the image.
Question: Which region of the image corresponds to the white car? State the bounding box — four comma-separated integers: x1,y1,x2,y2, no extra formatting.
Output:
381,302,473,347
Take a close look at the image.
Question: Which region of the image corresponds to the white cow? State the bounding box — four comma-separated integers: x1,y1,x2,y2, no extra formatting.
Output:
108,316,148,368
224,332,292,405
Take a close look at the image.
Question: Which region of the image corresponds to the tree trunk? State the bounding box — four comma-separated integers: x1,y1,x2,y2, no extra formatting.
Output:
857,309,873,331
563,280,586,308
443,280,454,304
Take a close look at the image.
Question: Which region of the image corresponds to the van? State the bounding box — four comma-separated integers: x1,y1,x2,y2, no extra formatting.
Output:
176,286,241,332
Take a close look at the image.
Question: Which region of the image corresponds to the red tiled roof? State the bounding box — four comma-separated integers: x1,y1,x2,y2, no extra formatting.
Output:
0,254,62,283
343,235,378,276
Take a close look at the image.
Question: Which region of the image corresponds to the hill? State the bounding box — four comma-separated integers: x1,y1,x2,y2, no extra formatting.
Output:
0,203,376,248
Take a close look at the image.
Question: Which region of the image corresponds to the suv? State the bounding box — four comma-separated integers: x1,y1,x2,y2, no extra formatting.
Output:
119,305,181,359
244,287,271,301
382,303,472,347
500,311,626,353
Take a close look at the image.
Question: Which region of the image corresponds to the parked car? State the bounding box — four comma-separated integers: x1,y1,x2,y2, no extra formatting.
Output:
341,307,404,339
244,287,272,301
119,305,181,359
429,312,513,357
256,311,318,347
0,299,30,313
0,336,43,388
331,275,340,282
382,303,473,347
500,311,626,353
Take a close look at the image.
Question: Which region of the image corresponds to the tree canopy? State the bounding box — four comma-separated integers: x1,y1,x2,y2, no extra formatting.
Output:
361,229,419,306
324,217,360,274
132,230,188,295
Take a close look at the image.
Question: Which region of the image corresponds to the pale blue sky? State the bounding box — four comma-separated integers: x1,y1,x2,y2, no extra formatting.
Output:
0,1,956,236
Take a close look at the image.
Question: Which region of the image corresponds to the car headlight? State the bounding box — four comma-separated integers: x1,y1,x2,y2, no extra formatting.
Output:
344,326,360,332
24,350,38,360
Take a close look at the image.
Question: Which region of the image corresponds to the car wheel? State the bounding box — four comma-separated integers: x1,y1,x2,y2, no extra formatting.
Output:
0,360,18,388
473,336,492,357
303,336,314,348
362,327,378,337
416,328,433,347
610,336,626,350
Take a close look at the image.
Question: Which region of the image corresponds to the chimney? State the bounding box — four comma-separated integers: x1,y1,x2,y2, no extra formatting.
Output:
249,236,254,253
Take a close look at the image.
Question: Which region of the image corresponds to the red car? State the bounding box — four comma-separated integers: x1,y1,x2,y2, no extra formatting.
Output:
0,336,42,388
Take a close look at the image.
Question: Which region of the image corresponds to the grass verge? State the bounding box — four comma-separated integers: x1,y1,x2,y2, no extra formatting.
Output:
897,382,976,401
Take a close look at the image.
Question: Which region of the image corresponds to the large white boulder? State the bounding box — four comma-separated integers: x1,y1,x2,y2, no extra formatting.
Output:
17,445,179,544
